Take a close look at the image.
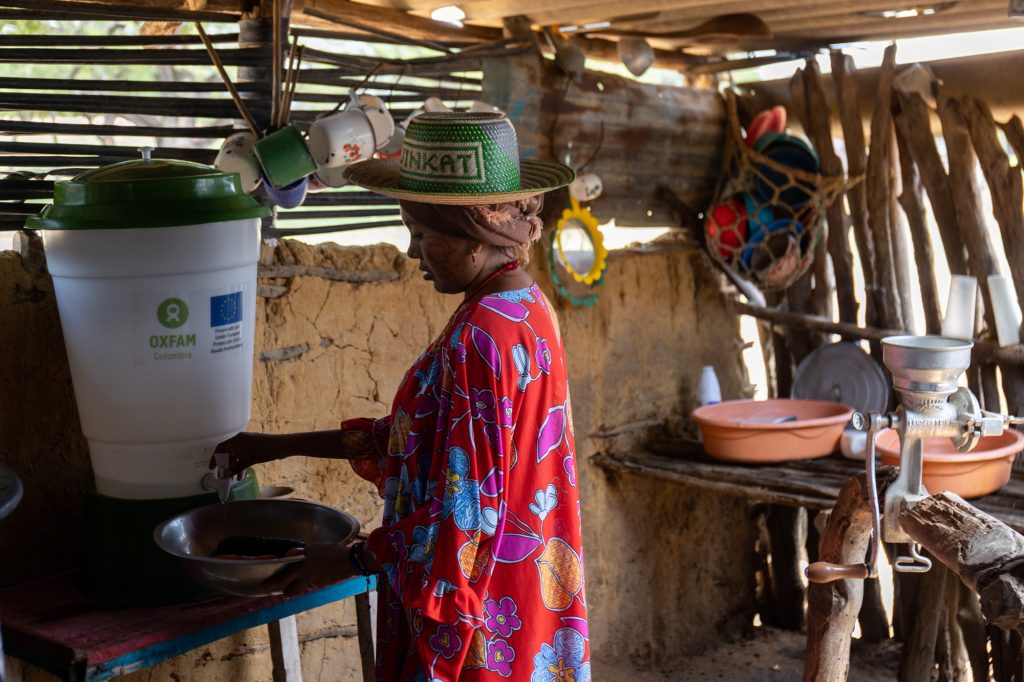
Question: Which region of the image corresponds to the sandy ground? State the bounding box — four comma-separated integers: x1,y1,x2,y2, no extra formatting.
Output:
592,626,901,681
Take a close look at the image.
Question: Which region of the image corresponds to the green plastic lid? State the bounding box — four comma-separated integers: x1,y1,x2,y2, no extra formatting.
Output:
26,148,271,230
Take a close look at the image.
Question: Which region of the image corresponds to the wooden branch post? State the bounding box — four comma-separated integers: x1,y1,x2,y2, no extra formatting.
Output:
831,51,879,330
894,125,943,335
804,467,898,682
797,59,858,325
865,44,903,331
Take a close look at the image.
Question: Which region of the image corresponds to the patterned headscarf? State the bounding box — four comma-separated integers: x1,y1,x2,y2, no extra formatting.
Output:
399,195,545,248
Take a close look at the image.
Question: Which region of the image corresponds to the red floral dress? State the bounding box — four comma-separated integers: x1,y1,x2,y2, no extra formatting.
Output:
343,282,589,681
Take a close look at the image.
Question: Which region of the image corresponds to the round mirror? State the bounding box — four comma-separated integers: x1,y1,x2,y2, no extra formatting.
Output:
554,199,607,285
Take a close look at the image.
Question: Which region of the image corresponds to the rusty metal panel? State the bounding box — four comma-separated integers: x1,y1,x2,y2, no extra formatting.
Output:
483,54,724,227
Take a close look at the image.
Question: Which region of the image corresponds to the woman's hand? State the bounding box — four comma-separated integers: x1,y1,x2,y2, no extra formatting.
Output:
260,542,357,595
210,432,276,478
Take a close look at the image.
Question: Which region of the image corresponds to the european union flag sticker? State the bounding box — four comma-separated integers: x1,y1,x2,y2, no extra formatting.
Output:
210,291,242,327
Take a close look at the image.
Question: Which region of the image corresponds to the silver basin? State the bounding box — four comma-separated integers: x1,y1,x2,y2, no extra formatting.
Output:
154,499,360,597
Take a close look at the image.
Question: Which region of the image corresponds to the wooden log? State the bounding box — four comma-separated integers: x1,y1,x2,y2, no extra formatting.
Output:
303,0,500,45
897,561,947,682
963,97,1024,341
943,568,972,682
892,90,968,276
958,582,991,682
804,466,898,682
937,94,1006,411
900,492,1024,630
799,59,857,324
865,44,903,331
830,50,879,328
894,125,943,335
988,626,1024,682
0,47,266,65
858,575,891,644
0,32,238,47
786,68,821,363
0,0,239,22
888,126,917,333
732,300,1024,367
0,119,239,138
1000,115,1024,168
765,506,807,631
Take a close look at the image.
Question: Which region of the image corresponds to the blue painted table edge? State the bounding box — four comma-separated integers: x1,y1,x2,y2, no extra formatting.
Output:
85,575,376,681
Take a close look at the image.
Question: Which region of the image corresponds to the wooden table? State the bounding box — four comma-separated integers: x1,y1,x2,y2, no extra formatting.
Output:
0,570,377,682
593,444,1024,531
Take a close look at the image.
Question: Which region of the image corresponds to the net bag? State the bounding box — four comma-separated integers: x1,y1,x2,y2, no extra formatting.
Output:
705,92,847,291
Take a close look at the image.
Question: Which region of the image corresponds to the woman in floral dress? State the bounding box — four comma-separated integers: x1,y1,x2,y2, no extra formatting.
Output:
215,112,588,681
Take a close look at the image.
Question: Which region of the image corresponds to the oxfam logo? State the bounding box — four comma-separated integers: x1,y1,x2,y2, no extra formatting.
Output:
157,298,189,329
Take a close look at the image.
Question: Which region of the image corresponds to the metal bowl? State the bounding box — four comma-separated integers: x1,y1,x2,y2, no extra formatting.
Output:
154,499,359,597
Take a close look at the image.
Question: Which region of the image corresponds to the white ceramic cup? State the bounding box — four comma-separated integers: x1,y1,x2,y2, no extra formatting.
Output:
468,100,503,114
423,96,450,113
214,132,262,193
307,109,376,169
569,172,603,202
357,94,396,151
941,274,978,341
313,163,350,189
988,274,1023,347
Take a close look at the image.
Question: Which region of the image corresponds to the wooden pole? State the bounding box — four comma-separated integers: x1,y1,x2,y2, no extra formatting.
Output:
732,301,1024,366
804,467,898,682
194,22,260,136
892,90,968,276
888,125,917,333
798,59,858,325
937,94,1003,411
894,125,943,335
865,44,903,331
999,115,1024,167
962,97,1024,338
786,68,821,362
831,51,879,329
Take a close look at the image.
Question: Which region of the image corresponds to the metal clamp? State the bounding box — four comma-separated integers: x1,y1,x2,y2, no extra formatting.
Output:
894,543,932,573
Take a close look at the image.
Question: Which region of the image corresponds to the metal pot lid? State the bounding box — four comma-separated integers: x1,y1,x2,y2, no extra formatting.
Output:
0,462,23,521
26,147,270,231
792,342,892,414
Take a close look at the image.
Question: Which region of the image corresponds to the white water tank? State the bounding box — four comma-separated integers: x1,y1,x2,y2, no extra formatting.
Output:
27,151,271,499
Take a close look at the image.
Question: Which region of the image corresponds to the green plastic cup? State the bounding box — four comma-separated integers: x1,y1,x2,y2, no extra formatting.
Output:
253,125,317,189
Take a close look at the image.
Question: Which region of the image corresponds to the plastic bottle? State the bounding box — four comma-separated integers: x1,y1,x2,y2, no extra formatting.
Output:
698,365,722,406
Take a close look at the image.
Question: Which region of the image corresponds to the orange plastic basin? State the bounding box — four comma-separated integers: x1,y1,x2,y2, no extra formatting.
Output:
691,398,854,463
875,428,1024,499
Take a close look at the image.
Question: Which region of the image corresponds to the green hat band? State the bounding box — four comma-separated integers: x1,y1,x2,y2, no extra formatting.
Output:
399,112,521,195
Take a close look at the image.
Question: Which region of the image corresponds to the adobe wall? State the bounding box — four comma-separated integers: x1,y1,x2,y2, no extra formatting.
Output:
2,233,756,680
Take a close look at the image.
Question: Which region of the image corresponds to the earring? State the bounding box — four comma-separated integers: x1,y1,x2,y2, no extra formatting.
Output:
472,250,477,264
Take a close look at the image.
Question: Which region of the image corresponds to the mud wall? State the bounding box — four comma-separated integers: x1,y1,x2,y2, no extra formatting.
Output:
2,233,756,680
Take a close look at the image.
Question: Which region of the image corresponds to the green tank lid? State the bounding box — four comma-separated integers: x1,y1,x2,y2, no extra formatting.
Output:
26,147,271,230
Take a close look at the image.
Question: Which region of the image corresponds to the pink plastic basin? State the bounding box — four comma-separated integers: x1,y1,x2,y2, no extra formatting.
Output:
691,398,854,463
876,428,1024,499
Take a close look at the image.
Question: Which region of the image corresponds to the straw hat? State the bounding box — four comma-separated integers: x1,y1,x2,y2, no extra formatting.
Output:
342,111,575,205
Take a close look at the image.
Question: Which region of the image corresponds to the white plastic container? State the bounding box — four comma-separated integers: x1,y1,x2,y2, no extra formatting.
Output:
698,365,722,406
28,151,270,499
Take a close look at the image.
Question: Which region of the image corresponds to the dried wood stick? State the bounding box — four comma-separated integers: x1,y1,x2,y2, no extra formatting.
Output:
271,0,281,129
800,59,857,324
194,22,259,137
282,43,304,124
277,35,298,127
998,115,1024,167
831,51,878,327
865,44,902,331
888,125,917,332
894,125,942,335
893,90,968,276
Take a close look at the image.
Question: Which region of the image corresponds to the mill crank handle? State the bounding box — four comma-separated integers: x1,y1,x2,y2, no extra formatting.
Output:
806,412,886,584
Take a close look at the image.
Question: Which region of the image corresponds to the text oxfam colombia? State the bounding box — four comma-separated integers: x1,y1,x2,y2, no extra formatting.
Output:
134,288,246,365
